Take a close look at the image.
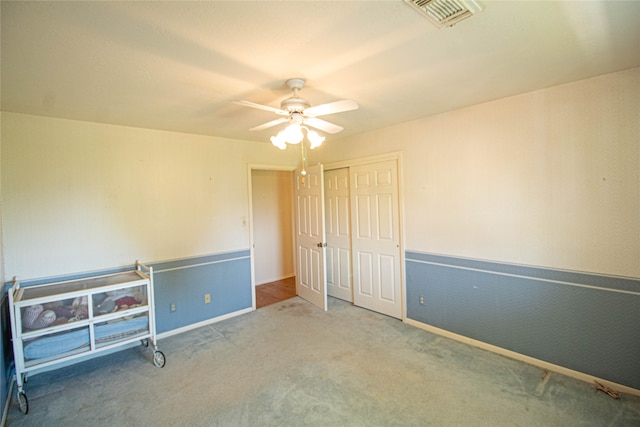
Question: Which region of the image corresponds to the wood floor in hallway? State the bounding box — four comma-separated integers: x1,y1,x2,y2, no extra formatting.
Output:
255,276,296,308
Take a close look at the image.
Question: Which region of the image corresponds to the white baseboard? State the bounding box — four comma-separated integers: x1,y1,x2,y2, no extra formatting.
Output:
255,275,295,286
157,307,253,340
403,318,640,398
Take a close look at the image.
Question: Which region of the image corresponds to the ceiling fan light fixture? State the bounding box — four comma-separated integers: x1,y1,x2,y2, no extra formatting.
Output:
281,124,304,144
270,134,287,150
270,124,325,150
307,129,325,149
235,77,358,151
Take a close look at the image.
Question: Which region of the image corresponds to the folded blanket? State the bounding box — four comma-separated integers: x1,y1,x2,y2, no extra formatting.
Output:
95,317,149,344
24,316,149,360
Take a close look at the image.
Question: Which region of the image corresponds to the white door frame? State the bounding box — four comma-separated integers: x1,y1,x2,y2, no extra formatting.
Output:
323,151,406,320
247,164,297,310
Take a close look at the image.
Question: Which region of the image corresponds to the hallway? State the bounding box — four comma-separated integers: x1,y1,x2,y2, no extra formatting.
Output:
255,276,296,308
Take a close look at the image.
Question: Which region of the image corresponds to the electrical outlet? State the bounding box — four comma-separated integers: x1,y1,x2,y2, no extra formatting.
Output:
419,296,424,305
204,293,211,304
170,303,176,312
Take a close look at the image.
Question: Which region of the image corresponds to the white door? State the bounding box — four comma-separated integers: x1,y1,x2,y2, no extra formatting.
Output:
295,165,328,311
351,160,402,319
324,168,352,302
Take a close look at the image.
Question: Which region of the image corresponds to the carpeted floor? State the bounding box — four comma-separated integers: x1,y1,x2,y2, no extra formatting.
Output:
6,297,640,426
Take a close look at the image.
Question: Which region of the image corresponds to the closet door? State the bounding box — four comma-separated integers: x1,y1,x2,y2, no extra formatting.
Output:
295,165,328,311
324,168,352,302
350,160,402,319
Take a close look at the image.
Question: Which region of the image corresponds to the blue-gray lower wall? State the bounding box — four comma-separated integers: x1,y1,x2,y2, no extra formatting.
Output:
5,250,253,335
151,251,252,334
406,251,640,390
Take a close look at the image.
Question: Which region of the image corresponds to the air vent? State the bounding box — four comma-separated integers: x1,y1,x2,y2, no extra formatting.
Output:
405,0,482,28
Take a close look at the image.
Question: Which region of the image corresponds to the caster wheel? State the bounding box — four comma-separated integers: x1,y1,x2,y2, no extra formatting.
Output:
153,351,166,368
18,392,28,415
141,339,149,347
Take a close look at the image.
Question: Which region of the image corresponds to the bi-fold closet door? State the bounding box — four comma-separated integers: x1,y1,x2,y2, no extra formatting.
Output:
324,159,402,319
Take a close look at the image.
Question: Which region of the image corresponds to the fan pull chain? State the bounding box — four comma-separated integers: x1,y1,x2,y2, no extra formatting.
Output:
300,141,307,185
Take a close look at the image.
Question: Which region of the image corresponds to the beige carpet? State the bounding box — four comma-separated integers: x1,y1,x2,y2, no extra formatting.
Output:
6,297,640,426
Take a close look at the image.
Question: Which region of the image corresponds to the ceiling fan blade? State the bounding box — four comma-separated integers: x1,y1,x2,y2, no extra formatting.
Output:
249,118,288,132
232,100,288,116
303,117,344,134
303,99,359,117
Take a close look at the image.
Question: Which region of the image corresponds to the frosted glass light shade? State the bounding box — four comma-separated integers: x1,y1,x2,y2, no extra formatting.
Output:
307,130,325,149
270,125,324,149
282,124,303,144
270,133,287,150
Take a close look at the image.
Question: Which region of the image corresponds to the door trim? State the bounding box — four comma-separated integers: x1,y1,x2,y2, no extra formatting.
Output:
247,164,297,310
324,151,403,170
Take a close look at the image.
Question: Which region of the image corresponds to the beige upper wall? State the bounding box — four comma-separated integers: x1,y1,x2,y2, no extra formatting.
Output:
314,68,640,278
1,113,298,280
2,68,639,280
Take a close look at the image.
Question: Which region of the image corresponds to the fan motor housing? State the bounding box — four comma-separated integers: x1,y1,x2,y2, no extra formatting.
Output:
281,96,310,113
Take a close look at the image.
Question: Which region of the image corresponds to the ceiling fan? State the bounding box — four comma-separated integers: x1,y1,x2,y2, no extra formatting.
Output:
233,78,359,136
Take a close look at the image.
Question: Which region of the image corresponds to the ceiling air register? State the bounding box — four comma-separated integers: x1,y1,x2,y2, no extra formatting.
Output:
405,0,482,28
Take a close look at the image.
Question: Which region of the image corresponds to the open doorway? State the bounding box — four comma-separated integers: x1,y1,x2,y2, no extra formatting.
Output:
250,168,297,308
255,277,296,308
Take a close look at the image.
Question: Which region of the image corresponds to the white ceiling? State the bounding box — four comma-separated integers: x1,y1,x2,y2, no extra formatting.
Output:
2,1,640,143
